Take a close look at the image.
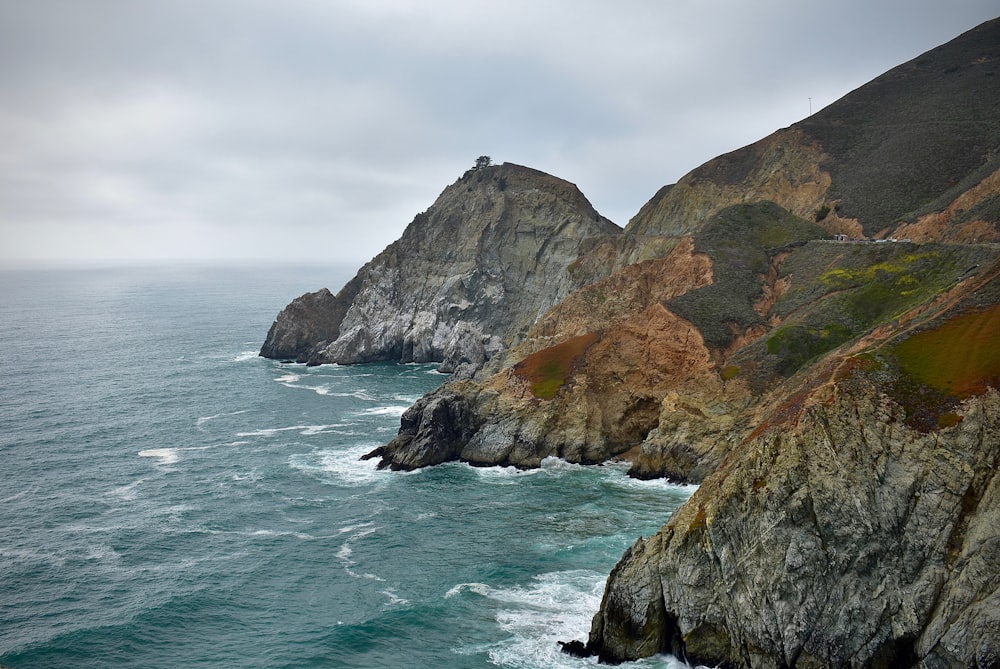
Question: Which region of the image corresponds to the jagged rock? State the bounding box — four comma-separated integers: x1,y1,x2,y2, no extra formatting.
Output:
579,281,1000,666
366,237,732,471
263,18,1000,669
260,162,621,372
584,383,1000,667
363,380,488,470
259,286,345,362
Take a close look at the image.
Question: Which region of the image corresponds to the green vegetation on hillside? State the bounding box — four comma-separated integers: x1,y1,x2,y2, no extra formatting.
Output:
512,332,601,399
894,303,1000,394
836,302,1000,432
666,202,826,351
762,243,996,376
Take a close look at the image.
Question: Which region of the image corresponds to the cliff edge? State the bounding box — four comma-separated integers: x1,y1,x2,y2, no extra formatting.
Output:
259,162,620,376
581,264,1000,667
260,16,1000,669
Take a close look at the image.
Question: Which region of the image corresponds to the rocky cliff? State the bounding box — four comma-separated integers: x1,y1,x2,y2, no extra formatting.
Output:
262,17,1000,668
260,162,620,375
579,264,1000,667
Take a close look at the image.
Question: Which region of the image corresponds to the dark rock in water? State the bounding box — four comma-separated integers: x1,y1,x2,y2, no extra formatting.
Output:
363,380,486,470
259,288,337,363
260,273,364,363
557,639,591,658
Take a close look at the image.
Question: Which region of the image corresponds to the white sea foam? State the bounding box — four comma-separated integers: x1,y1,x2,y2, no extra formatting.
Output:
232,350,260,362
471,464,534,485
236,423,346,438
246,529,315,540
540,456,588,473
112,477,146,501
381,589,409,607
196,409,249,426
360,405,408,417
336,523,384,581
138,448,179,465
288,444,389,487
449,571,692,668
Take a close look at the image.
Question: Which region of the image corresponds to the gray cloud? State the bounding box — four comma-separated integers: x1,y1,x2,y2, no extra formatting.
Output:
1,0,997,266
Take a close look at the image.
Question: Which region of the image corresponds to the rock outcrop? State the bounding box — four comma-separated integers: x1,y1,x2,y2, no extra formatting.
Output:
259,278,362,362
260,162,620,375
365,202,822,473
579,270,1000,667
261,17,1000,669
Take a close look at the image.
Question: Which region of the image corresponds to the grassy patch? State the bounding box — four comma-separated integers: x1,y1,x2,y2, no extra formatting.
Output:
893,304,1000,397
666,202,826,350
766,323,853,375
512,332,601,399
876,304,1000,431
763,244,996,376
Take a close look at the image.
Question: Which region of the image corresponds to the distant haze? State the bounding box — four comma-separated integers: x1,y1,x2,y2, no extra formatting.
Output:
1,1,997,267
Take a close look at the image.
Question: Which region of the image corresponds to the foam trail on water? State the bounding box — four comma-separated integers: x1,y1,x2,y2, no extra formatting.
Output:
335,523,384,581
236,424,347,438
138,448,178,465
196,409,249,426
360,406,408,417
112,478,145,501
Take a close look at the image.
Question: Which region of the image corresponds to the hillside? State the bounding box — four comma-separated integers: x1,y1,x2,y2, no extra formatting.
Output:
626,17,1000,244
262,17,1000,669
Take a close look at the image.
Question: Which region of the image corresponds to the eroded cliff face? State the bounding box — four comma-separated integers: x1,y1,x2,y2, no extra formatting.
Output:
365,238,734,471
260,162,620,373
623,128,839,240
585,385,1000,668
364,201,839,477
579,272,1000,666
260,18,1000,669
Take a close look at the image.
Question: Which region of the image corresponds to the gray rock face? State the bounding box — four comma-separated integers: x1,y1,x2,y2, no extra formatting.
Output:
581,385,1000,668
362,380,488,470
259,281,356,362
260,162,620,372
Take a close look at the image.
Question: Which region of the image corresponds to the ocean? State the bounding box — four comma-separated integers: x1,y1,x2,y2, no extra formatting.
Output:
0,265,696,669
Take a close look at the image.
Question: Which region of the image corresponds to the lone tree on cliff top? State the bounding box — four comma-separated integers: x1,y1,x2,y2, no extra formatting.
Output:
473,155,492,170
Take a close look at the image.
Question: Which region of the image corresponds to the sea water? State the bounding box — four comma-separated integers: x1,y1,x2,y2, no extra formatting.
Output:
0,265,697,669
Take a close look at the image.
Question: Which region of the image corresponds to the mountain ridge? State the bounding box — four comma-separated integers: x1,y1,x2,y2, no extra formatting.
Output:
260,16,1000,668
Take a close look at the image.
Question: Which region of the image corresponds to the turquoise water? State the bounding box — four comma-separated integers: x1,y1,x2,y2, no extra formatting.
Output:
0,265,695,668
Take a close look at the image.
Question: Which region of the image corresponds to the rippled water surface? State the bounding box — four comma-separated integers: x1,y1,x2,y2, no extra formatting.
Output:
0,265,695,668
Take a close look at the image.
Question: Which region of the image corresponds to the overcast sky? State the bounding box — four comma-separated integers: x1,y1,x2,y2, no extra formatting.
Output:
1,1,997,267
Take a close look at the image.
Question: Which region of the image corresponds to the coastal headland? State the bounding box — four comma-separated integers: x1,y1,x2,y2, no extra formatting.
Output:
262,18,1000,668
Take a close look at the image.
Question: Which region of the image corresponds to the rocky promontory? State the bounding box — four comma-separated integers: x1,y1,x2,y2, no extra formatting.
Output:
260,162,620,375
263,17,1000,669
580,266,1000,667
